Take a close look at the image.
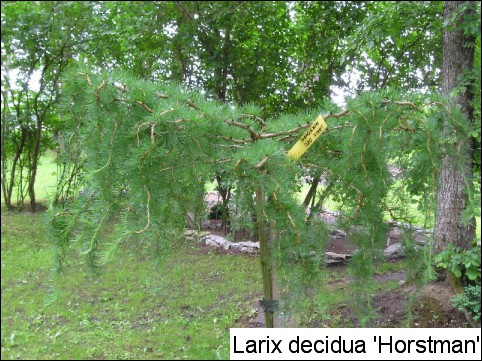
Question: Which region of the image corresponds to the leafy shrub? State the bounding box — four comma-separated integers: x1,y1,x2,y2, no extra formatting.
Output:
435,241,481,323
451,284,481,322
434,242,481,282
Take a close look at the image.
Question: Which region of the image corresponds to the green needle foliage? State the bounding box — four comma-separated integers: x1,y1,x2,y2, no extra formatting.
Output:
48,66,479,323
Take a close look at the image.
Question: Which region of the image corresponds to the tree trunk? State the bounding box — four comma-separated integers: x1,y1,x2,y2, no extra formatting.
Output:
256,184,279,328
29,123,41,212
215,175,231,235
303,171,322,208
434,1,476,252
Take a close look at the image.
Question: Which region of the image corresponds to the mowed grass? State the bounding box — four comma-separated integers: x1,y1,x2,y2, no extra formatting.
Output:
1,210,262,360
34,152,58,202
1,209,414,360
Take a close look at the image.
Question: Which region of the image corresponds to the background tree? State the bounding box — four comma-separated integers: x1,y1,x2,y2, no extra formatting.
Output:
1,1,96,211
435,1,478,251
343,1,443,92
344,1,480,248
1,1,368,214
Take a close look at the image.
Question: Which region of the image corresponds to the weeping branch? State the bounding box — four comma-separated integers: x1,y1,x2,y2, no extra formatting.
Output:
272,191,300,244
254,156,269,169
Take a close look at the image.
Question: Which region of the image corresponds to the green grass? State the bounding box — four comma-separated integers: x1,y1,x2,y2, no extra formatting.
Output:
1,209,262,359
34,152,58,202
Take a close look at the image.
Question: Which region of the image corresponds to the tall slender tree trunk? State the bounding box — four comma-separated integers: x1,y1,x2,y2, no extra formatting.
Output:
28,121,42,212
434,1,477,252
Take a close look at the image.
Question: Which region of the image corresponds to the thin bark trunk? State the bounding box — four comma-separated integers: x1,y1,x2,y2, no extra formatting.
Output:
256,184,279,328
215,175,231,235
303,171,322,208
29,119,42,212
3,127,27,210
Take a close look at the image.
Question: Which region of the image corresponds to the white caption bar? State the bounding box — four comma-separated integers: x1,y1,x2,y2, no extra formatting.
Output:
230,328,481,360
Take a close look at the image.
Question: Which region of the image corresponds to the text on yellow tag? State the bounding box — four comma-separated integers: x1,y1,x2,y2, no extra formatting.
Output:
286,115,327,161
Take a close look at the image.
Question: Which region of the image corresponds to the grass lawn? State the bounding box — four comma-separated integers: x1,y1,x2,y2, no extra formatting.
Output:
2,207,420,360
34,152,58,203
1,209,262,359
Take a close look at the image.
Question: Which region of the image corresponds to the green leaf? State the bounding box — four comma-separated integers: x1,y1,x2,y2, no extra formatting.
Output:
465,268,479,281
453,267,462,278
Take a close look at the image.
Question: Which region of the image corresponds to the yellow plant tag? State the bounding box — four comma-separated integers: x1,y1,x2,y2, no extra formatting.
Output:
287,115,327,161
